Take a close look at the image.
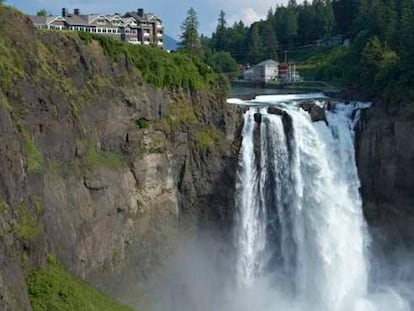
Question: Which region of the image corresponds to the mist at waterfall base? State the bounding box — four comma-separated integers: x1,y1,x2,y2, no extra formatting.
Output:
153,96,414,311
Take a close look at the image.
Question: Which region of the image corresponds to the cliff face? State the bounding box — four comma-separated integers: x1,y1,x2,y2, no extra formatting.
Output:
356,101,414,234
0,7,240,310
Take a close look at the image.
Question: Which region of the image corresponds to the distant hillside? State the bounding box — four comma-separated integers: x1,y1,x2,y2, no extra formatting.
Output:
164,35,178,51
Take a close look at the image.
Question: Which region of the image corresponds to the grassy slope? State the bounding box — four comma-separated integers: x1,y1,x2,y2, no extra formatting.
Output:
28,258,134,311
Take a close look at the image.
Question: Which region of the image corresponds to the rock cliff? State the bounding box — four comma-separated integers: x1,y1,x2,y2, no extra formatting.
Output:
0,6,240,310
356,100,414,241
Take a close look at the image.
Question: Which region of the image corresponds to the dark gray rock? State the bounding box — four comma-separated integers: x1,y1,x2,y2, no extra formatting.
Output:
299,102,326,123
268,107,283,115
356,104,414,225
254,113,262,123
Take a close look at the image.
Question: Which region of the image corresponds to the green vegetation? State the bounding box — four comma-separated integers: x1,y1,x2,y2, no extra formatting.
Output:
13,203,43,241
82,145,127,170
15,124,44,173
179,7,201,54
78,33,218,91
136,118,149,129
23,137,43,173
28,256,134,311
36,9,47,17
205,51,239,77
195,127,223,150
1,93,12,111
0,38,24,90
0,199,7,213
202,0,414,101
296,46,352,82
206,1,336,65
160,99,199,131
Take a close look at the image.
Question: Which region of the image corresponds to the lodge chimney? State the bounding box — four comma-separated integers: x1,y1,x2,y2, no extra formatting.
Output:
62,8,67,17
74,8,80,16
138,8,144,17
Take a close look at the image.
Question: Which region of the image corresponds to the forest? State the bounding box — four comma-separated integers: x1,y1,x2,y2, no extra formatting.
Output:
180,0,414,99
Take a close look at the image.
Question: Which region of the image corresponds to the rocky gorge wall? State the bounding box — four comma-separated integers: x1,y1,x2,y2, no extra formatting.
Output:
0,7,241,310
357,102,414,224
356,99,414,253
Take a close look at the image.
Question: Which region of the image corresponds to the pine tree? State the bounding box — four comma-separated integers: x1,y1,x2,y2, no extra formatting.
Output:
399,0,414,62
37,9,47,16
179,7,201,54
262,20,279,60
247,23,264,64
213,10,227,51
297,0,316,42
227,21,248,63
312,0,335,39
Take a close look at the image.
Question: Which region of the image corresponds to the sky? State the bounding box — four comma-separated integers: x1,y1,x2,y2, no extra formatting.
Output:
7,0,290,39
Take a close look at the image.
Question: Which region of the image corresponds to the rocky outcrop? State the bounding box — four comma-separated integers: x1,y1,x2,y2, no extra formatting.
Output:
254,113,262,123
268,107,284,116
299,102,326,123
0,7,241,310
356,102,414,227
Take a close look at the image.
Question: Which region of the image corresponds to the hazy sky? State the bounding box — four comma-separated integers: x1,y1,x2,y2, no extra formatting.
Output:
8,0,290,39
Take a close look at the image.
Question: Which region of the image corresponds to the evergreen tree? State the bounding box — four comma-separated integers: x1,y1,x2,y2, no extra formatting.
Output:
332,0,361,37
399,0,414,63
298,1,317,42
37,9,47,16
262,20,279,60
213,10,228,51
227,21,248,63
247,23,264,64
179,7,201,54
275,5,298,46
312,0,335,39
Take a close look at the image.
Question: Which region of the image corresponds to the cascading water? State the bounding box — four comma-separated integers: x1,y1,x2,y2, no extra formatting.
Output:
235,109,267,286
233,98,409,311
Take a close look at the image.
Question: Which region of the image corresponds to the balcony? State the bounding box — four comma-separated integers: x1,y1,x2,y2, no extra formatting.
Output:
157,32,163,37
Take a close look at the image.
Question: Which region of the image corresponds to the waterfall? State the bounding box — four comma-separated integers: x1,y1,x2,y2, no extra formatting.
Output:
234,102,377,310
